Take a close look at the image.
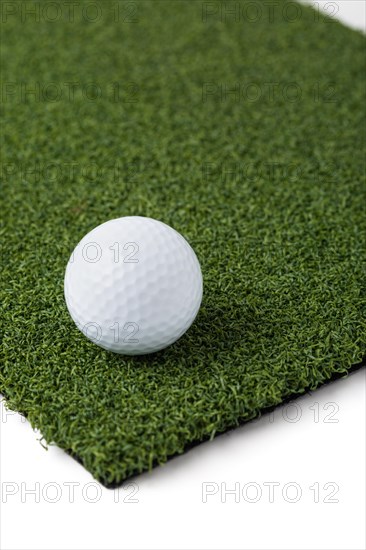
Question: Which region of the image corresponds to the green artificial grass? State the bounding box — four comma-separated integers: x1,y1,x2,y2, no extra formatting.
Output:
1,0,365,487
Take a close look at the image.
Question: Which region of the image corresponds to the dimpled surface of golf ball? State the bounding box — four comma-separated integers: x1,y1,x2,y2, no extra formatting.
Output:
64,216,203,355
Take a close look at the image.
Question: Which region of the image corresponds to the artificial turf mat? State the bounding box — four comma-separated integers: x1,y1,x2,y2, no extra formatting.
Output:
1,0,366,487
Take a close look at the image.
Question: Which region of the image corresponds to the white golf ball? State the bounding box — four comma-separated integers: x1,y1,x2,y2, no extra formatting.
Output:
64,216,203,355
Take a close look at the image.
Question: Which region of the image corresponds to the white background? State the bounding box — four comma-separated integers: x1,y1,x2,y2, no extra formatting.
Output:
1,2,365,549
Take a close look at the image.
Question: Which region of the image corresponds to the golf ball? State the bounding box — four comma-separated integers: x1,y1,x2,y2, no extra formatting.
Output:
64,216,203,355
